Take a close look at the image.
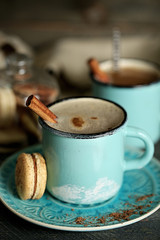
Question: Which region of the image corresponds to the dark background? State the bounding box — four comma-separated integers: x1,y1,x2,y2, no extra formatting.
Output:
0,0,159,47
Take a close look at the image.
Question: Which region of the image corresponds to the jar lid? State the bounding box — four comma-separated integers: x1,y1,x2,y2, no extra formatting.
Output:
6,53,33,68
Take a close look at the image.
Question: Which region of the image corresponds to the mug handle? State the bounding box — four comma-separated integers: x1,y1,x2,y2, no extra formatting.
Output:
124,126,154,171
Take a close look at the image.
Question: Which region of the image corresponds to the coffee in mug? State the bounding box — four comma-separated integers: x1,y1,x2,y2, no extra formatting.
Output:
46,97,125,134
39,97,154,205
91,58,160,147
104,63,159,86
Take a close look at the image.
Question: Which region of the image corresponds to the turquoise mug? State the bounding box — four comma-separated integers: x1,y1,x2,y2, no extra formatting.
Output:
39,97,154,205
91,58,160,148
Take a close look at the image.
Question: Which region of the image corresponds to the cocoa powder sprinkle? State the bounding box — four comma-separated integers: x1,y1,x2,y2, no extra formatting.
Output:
75,217,86,224
90,117,98,120
136,194,154,202
98,216,106,224
72,194,155,226
72,117,84,127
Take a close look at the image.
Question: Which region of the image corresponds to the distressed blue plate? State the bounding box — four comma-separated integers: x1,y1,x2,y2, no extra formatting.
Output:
0,144,160,232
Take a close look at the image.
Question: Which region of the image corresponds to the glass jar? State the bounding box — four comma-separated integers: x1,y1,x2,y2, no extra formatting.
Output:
0,69,29,154
0,70,17,127
6,53,60,144
6,53,60,106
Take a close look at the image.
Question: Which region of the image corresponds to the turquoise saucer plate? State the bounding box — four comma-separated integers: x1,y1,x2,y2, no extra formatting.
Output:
0,144,160,232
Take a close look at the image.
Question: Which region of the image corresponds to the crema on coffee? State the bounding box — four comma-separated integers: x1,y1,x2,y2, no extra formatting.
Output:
46,98,125,134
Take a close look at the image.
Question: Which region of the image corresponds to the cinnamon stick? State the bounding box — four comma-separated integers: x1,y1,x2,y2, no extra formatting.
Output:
88,58,110,83
26,95,57,123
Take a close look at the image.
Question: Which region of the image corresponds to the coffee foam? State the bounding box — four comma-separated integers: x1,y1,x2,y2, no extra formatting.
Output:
100,59,160,74
46,98,125,134
99,59,160,87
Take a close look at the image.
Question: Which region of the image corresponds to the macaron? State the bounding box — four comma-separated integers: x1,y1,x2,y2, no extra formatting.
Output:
15,153,47,200
0,88,16,127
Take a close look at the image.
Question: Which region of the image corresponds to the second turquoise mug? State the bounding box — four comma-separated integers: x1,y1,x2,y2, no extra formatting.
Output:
91,58,160,148
39,97,154,205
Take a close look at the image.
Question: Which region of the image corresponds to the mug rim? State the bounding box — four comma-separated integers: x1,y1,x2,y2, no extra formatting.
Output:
39,96,127,139
91,57,160,89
